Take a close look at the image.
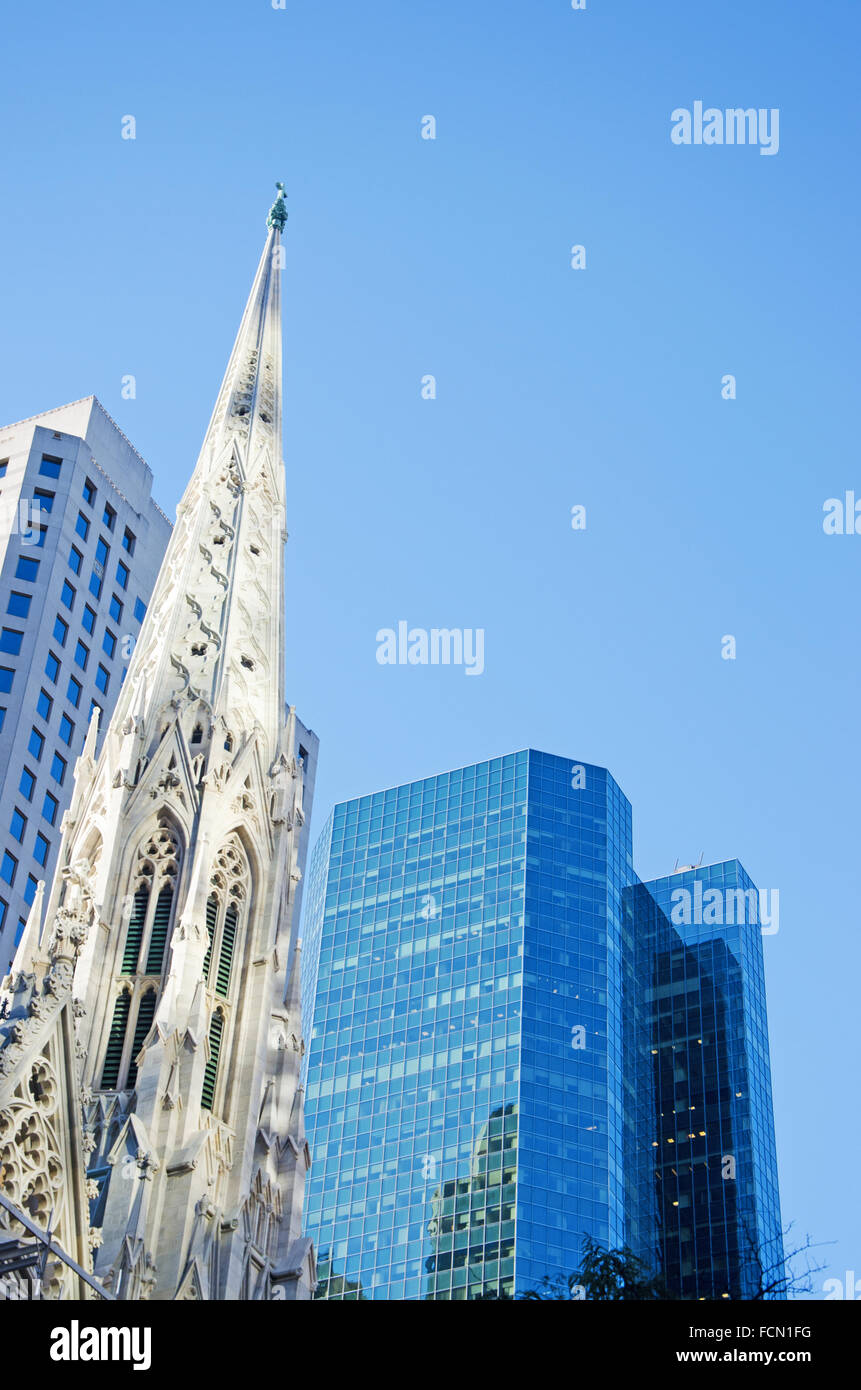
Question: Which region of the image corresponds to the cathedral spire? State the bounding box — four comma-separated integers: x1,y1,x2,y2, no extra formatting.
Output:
107,183,289,750
0,190,319,1302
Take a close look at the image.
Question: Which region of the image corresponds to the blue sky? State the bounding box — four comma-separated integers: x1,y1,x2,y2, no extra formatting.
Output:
2,0,858,1295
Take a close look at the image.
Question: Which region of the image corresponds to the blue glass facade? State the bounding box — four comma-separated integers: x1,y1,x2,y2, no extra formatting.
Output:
634,862,783,1299
301,751,528,1300
301,750,782,1300
516,751,655,1290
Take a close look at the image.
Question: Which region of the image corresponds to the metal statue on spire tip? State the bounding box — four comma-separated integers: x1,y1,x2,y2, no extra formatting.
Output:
267,180,288,232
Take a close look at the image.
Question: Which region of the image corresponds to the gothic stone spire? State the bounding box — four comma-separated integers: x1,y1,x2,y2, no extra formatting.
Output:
0,188,317,1302
110,189,288,750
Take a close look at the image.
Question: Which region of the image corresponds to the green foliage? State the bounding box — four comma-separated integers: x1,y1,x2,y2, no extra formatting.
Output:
521,1236,667,1301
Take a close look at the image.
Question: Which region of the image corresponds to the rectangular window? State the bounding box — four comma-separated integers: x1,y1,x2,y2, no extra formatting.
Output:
0,667,13,693
34,833,50,868
109,593,123,623
88,569,103,600
75,511,90,541
7,592,31,618
0,628,23,655
33,488,55,513
42,791,58,826
0,708,5,732
50,752,66,785
102,629,117,659
19,767,36,800
0,460,7,477
24,876,37,906
31,526,47,549
66,675,82,707
82,605,96,635
1,851,18,886
39,454,62,479
36,689,52,721
122,528,136,555
61,579,76,610
10,808,26,842
74,640,89,671
28,727,44,761
0,898,6,931
53,615,69,647
45,651,61,683
69,545,83,575
116,560,129,590
59,713,74,746
134,597,146,624
103,503,116,531
95,536,110,566
14,555,39,582
83,478,97,507
95,664,110,695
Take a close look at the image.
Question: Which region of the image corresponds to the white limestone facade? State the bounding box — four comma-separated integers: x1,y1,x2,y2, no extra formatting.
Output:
0,188,319,1301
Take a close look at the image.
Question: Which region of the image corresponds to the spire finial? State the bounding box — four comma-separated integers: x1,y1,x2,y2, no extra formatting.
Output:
267,182,288,232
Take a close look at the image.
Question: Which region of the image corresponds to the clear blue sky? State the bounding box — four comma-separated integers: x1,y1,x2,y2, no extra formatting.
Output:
2,0,858,1296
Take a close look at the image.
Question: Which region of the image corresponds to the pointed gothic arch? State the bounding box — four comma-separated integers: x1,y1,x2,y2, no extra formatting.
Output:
204,833,252,999
96,814,185,1092
201,1007,225,1112
198,831,255,1117
117,814,183,979
126,988,157,1091
99,982,160,1095
101,987,132,1089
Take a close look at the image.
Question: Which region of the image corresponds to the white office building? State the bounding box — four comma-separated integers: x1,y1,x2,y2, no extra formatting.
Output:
0,397,171,969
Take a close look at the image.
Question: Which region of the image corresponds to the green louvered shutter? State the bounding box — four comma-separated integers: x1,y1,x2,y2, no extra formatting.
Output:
201,1010,224,1111
101,991,131,1088
121,886,150,974
203,896,218,982
215,904,237,997
145,885,173,975
126,990,157,1090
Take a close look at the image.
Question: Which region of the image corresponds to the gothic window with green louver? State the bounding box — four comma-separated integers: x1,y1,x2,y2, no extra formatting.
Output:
145,884,174,975
207,835,250,1000
216,904,238,997
122,818,181,980
201,1009,224,1111
126,989,157,1090
121,885,150,973
203,894,218,982
100,990,131,1088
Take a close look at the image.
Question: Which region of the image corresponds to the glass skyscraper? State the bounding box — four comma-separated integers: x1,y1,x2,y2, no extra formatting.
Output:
632,862,784,1299
301,749,782,1300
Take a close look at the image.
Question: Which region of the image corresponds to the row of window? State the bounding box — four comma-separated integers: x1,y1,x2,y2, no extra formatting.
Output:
0,629,111,699
9,807,50,863
9,546,132,595
40,456,136,552
0,850,41,907
18,765,59,819
0,462,148,940
0,653,108,717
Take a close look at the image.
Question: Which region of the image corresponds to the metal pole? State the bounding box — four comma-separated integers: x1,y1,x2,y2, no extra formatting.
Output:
0,1189,115,1300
